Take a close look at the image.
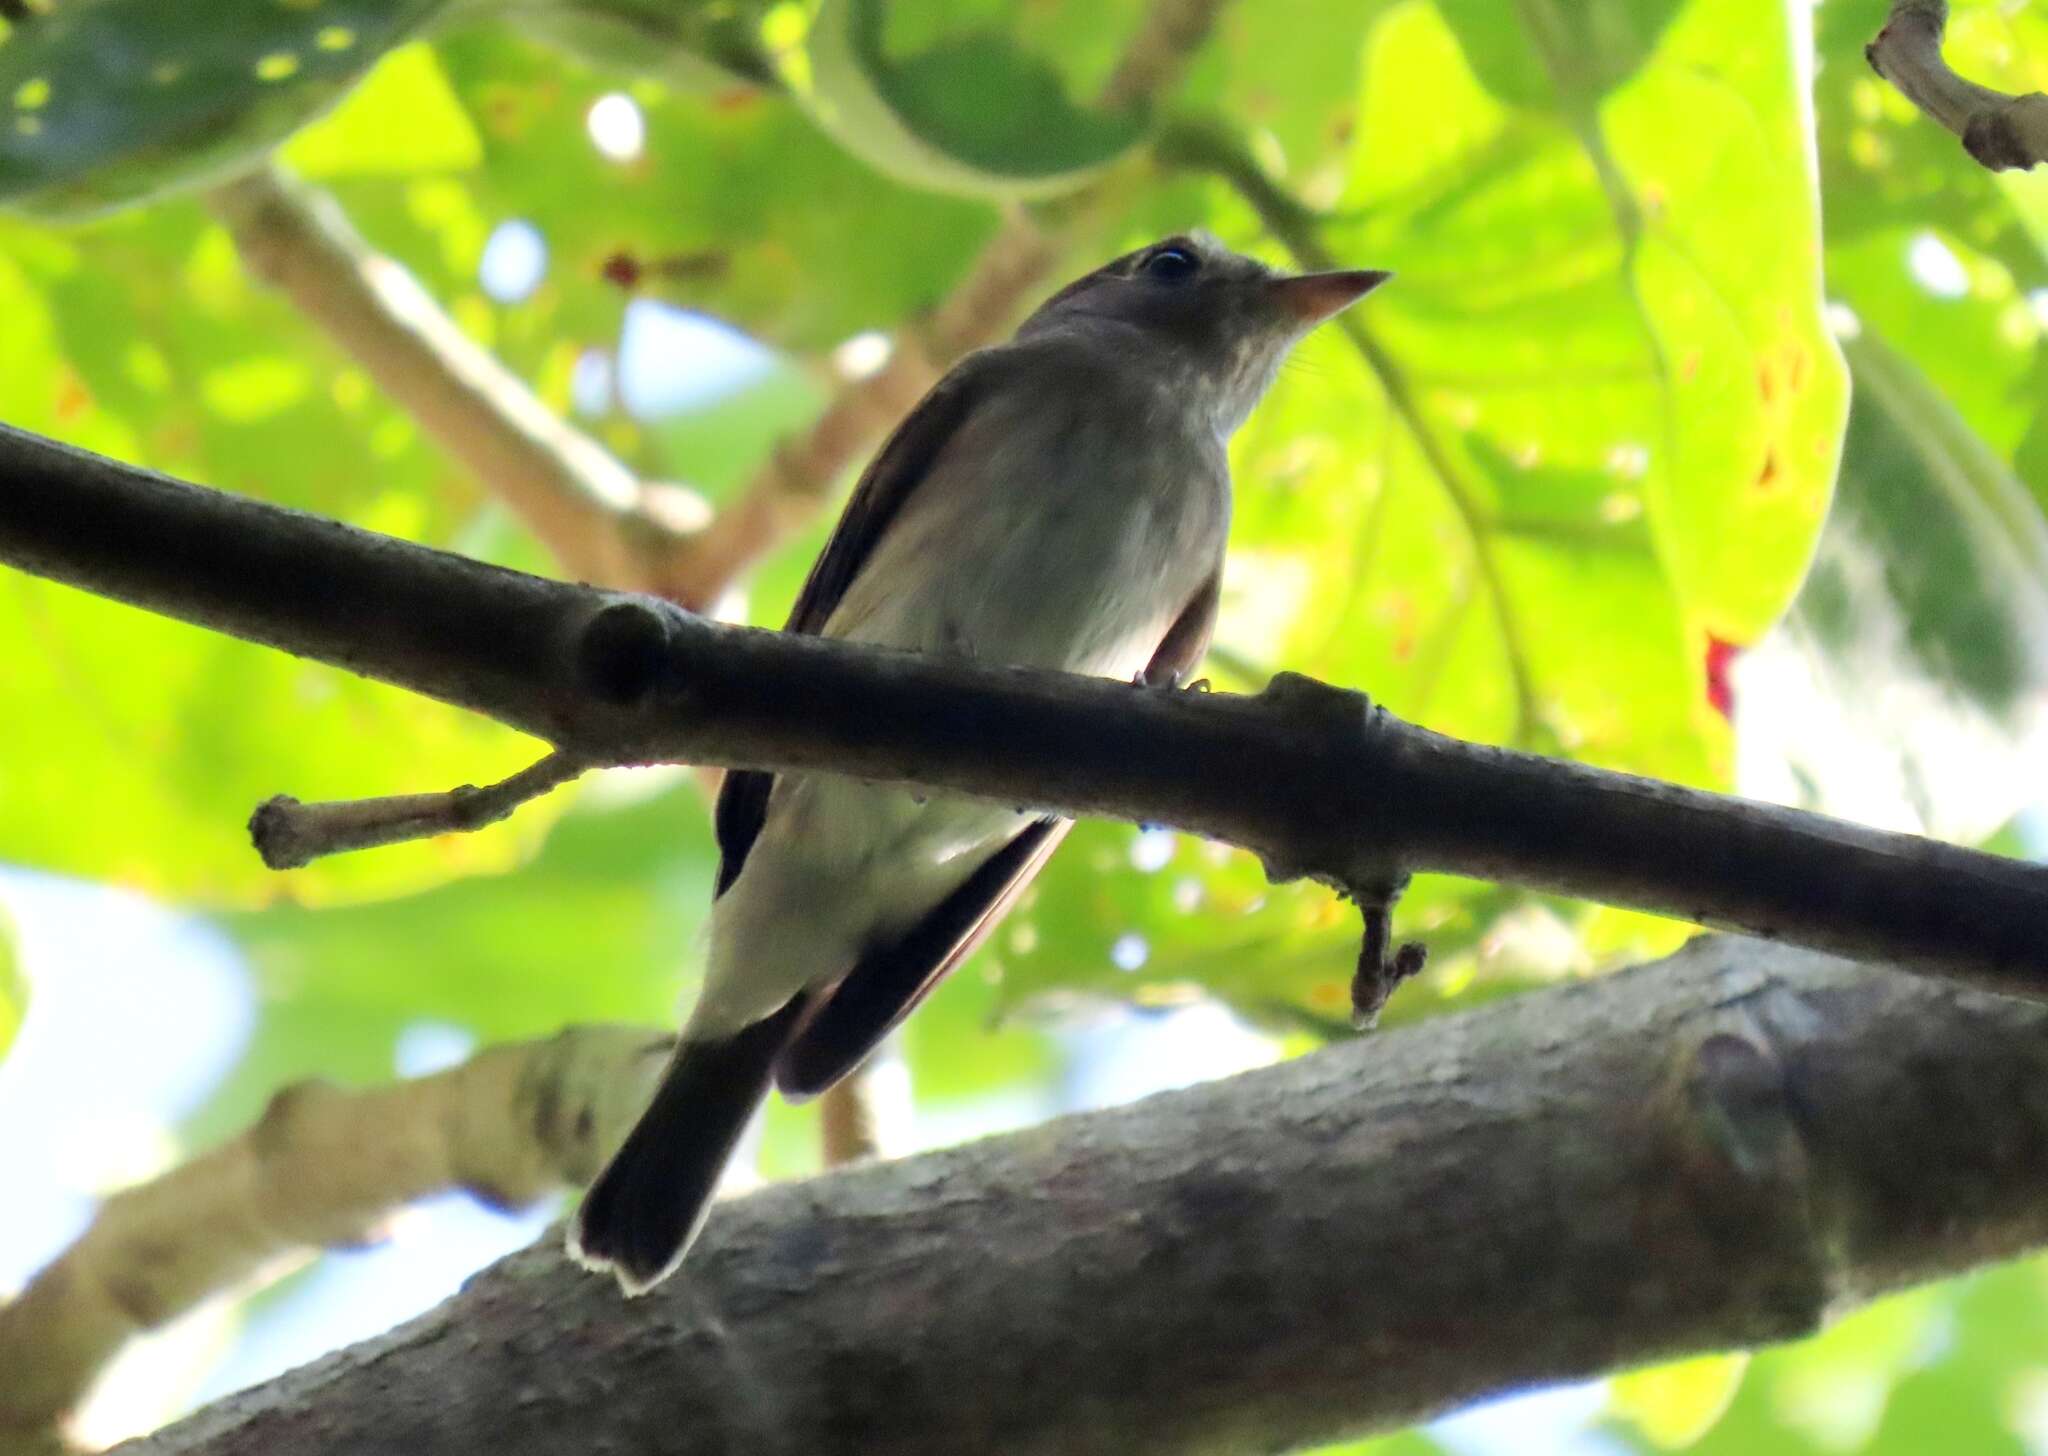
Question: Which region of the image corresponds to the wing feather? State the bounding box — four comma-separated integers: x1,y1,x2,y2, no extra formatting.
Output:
773,571,1224,1097
712,351,1006,890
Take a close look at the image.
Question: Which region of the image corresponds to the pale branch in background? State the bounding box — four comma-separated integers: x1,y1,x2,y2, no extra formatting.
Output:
247,750,589,869
817,1032,911,1167
113,940,2048,1456
0,1024,675,1451
206,166,709,591
1097,0,1237,111
7,423,2048,1006
650,215,1063,609
1867,0,2048,171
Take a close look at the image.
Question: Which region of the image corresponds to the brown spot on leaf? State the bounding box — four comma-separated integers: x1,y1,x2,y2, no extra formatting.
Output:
1705,635,1740,719
53,366,92,423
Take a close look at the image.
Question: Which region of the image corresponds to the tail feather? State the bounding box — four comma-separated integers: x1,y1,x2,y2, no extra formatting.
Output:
570,1000,804,1294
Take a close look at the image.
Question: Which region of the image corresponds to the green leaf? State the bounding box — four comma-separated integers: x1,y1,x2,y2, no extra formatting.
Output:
510,0,781,90
1359,0,1847,647
1609,1352,1750,1449
0,0,454,217
795,0,1148,199
0,902,22,1066
1180,0,1393,178
430,25,1002,352
1564,0,1848,641
282,42,482,178
1438,0,1685,110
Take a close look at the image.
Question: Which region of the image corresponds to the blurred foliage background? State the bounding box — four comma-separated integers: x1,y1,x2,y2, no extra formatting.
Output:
0,0,2044,1450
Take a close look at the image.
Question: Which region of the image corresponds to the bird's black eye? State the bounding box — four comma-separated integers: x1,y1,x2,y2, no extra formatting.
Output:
1141,246,1199,282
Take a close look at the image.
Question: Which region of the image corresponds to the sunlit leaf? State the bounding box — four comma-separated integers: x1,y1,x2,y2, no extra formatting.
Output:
282,43,483,178
510,0,780,90
1610,1353,1750,1449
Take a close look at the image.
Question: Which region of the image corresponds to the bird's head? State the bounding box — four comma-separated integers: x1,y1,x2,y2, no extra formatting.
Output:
1019,232,1390,434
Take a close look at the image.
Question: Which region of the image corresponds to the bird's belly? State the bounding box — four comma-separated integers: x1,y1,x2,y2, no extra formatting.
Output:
834,416,1226,680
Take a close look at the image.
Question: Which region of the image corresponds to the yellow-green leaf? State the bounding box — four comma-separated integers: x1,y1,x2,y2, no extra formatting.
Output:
283,43,483,178
1610,1352,1751,1448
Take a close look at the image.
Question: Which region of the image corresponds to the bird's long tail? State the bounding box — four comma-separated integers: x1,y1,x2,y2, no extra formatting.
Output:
570,999,805,1293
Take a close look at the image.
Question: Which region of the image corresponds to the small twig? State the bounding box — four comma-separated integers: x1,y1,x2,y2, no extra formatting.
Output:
817,1035,911,1167
1349,883,1428,1030
249,751,588,869
1867,0,2048,171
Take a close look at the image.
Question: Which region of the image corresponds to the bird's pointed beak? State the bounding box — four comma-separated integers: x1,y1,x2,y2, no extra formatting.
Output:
1268,268,1393,324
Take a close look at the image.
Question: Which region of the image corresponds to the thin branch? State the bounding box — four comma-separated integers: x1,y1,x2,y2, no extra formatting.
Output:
817,1033,910,1166
7,423,2048,1004
114,940,2048,1455
1867,0,2048,171
206,166,704,591
0,1024,675,1448
247,751,588,869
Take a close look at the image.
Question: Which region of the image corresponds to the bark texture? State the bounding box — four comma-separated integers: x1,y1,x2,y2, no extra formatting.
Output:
120,939,2048,1456
1867,0,2048,171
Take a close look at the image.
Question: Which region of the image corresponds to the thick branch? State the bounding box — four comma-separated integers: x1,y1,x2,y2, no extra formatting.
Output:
6,423,2048,1001
119,940,2048,1455
206,166,704,590
0,1025,673,1446
1867,0,2048,171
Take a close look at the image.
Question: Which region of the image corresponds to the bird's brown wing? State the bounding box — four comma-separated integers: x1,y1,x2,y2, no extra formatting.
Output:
712,350,1006,894
772,571,1223,1099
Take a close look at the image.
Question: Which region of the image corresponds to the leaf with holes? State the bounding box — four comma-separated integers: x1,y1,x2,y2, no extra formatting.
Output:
0,0,451,217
